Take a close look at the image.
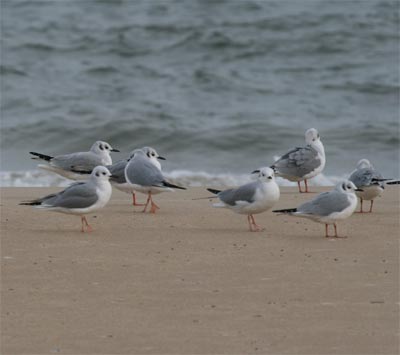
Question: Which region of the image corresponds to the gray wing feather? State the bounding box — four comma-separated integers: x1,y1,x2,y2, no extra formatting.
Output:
108,160,128,184
349,168,384,188
52,152,103,171
42,182,98,209
298,191,350,216
218,181,258,206
125,155,165,187
273,146,320,178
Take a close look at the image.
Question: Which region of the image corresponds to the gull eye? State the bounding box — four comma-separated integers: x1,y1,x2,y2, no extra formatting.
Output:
105,145,109,150
102,172,106,175
268,176,272,180
151,153,155,157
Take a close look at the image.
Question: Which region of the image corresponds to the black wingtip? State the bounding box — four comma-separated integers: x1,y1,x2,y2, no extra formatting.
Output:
29,151,53,161
387,180,400,185
162,181,186,190
70,166,92,174
371,178,392,182
207,188,221,195
272,208,297,213
19,201,41,206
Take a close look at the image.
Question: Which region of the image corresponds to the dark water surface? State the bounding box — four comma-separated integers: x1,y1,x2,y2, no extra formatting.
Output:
1,0,399,186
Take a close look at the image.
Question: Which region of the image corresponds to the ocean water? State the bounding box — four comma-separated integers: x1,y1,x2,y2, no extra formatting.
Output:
1,0,399,187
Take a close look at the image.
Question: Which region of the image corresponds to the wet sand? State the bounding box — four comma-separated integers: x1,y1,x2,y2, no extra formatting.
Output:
1,186,399,354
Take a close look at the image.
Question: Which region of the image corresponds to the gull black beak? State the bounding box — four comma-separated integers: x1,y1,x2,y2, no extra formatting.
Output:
158,156,166,160
110,174,118,179
111,148,120,152
355,188,364,192
251,169,260,174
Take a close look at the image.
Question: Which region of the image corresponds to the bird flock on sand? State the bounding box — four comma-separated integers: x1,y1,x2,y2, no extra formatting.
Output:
21,128,399,238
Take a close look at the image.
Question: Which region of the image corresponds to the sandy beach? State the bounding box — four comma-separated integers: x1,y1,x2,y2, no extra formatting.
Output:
1,186,399,355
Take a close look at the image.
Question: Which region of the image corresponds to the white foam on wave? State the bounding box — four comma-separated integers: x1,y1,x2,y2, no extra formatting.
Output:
166,169,346,188
0,169,348,188
0,170,71,187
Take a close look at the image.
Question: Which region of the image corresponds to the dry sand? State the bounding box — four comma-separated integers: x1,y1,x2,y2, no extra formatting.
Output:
1,186,399,355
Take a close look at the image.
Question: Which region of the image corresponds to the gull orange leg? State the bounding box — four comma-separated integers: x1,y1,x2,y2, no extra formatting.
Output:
247,215,252,231
149,197,160,214
81,216,93,233
369,200,374,213
304,179,309,193
332,223,347,239
132,192,145,206
248,215,264,232
354,197,364,213
142,193,151,213
297,181,304,193
142,192,160,213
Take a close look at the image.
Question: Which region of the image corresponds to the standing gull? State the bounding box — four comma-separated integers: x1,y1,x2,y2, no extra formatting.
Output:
349,158,396,213
109,147,165,206
124,149,186,213
273,180,362,238
20,166,114,232
30,140,119,180
271,128,325,193
207,167,280,232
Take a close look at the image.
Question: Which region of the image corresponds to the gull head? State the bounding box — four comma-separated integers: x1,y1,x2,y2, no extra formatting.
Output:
252,167,276,182
91,141,119,154
142,146,166,161
305,128,320,145
91,166,113,181
356,158,372,170
336,180,363,194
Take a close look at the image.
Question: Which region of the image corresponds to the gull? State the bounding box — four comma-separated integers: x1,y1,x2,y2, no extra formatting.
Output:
108,147,165,206
124,149,186,213
29,140,119,180
20,166,114,232
273,180,362,238
348,158,396,213
207,167,280,232
271,128,325,193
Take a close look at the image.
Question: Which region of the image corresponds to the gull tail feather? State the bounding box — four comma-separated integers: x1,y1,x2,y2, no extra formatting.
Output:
30,151,53,161
207,188,222,195
162,181,186,190
273,208,297,214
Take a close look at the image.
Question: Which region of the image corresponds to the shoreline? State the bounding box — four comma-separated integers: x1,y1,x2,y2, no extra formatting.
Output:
1,186,399,354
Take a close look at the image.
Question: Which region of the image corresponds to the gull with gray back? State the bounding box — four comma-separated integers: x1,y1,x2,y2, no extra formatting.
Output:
271,128,325,193
20,166,114,232
109,147,166,206
29,140,119,180
273,180,362,238
207,167,280,232
348,159,396,213
124,149,185,213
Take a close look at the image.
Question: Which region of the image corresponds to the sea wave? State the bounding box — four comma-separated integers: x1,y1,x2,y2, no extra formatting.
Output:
0,169,345,188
